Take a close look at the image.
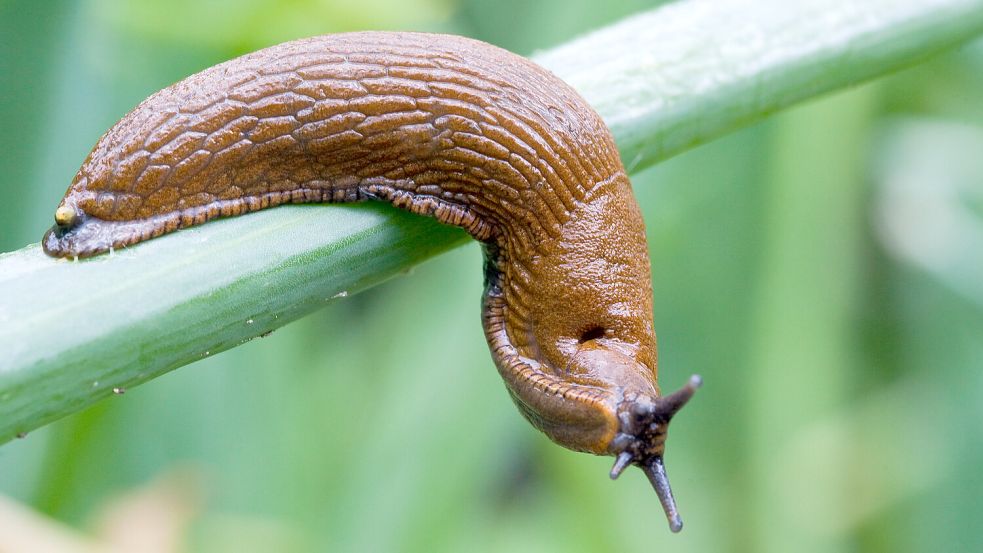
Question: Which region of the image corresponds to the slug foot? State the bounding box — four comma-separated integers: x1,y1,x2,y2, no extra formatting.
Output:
608,375,702,533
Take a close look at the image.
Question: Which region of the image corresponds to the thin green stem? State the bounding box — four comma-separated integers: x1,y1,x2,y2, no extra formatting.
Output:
2,0,982,442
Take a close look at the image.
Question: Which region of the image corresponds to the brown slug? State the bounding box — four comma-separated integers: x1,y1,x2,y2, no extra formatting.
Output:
42,31,700,532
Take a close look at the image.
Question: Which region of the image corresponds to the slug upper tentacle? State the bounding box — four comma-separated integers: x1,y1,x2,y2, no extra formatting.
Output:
42,31,699,531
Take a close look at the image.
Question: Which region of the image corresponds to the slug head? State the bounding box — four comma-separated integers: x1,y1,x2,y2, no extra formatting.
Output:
533,339,700,533
608,375,702,533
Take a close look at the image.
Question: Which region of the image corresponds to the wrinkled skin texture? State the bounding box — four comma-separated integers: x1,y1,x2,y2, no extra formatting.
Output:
43,32,697,531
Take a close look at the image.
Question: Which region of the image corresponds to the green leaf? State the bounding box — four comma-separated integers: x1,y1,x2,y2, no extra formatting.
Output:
2,0,982,442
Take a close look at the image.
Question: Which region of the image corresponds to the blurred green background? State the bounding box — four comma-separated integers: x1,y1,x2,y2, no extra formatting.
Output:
2,0,983,552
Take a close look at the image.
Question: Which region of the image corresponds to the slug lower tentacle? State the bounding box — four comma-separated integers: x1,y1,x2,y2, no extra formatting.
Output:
42,31,699,531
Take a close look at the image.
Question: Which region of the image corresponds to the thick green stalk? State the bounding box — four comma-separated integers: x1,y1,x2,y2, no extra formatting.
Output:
539,0,983,169
1,0,982,442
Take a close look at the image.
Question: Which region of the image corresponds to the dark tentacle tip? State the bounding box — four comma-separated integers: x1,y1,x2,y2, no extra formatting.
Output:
609,451,633,480
651,373,702,421
643,456,683,533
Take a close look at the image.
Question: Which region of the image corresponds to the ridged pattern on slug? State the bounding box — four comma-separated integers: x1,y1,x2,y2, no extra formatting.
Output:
44,32,698,531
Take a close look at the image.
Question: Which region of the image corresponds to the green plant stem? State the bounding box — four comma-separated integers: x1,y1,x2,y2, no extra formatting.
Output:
2,0,982,442
538,0,983,169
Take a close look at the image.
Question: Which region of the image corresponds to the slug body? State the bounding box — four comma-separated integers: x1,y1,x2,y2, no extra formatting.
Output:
43,32,698,531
